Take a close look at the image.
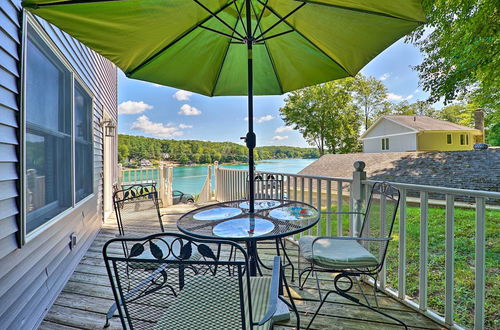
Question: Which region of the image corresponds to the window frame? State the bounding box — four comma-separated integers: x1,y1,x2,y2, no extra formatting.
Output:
446,134,452,145
460,134,467,145
20,14,96,244
381,138,389,150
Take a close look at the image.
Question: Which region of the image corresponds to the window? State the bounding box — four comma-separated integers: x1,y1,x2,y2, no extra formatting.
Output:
24,24,94,234
446,134,452,144
460,134,468,145
75,82,94,202
381,138,389,150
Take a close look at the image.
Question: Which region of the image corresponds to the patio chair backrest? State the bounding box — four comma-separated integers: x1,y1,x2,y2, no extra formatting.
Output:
358,182,400,268
103,233,252,330
248,173,284,201
113,184,164,237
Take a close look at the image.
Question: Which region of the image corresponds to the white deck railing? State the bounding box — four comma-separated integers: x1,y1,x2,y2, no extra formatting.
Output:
214,163,499,330
118,165,173,206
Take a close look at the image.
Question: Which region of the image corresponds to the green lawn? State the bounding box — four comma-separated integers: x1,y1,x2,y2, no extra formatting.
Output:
306,203,499,329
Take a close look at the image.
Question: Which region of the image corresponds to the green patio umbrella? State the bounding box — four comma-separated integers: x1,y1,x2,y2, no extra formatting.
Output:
23,0,425,212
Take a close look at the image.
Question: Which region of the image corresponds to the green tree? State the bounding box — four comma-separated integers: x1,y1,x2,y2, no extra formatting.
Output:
118,144,129,163
352,75,389,129
436,103,476,127
407,0,499,108
279,79,361,155
487,122,500,146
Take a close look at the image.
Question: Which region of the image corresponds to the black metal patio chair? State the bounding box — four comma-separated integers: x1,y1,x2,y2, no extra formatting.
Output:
113,184,164,239
103,232,299,329
298,182,406,329
247,174,295,281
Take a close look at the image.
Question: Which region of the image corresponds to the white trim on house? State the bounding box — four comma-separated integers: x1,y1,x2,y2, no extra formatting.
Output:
361,131,418,140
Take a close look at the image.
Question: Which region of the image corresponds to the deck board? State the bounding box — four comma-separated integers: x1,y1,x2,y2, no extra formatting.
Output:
42,204,442,329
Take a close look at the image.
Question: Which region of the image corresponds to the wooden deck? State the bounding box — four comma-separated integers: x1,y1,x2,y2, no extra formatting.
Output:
40,204,442,330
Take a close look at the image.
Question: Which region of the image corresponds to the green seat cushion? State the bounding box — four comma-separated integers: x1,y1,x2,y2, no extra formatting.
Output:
155,276,273,329
299,236,379,269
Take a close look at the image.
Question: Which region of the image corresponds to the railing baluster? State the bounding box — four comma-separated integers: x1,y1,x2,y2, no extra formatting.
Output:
445,194,455,326
475,197,486,329
337,181,343,236
286,175,290,200
419,191,429,311
308,178,313,235
300,177,305,202
379,193,387,289
398,188,407,300
293,176,297,201
316,178,322,236
349,184,353,236
326,180,331,237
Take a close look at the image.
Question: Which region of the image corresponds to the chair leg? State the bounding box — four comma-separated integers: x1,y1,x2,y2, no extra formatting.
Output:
298,267,313,290
313,270,323,301
278,238,295,282
305,290,335,330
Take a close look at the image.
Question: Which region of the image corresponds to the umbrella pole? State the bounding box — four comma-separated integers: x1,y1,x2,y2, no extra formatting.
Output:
245,0,256,214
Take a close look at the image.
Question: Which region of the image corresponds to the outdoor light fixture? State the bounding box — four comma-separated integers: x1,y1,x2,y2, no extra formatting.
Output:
101,120,116,137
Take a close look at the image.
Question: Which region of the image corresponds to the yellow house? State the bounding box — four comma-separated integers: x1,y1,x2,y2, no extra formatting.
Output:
361,115,482,153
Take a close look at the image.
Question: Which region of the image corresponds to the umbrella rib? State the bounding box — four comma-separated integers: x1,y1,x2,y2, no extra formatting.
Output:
249,1,284,94
28,0,129,8
254,2,305,41
295,0,426,24
210,5,241,96
192,0,245,40
252,0,269,37
127,0,236,76
256,0,355,77
199,25,243,42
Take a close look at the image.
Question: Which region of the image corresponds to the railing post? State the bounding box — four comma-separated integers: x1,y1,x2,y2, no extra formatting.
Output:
118,163,123,186
351,161,366,237
166,167,173,206
207,165,212,201
158,164,166,206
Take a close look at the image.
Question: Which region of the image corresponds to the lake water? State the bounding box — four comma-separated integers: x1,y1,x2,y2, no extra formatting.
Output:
174,158,316,195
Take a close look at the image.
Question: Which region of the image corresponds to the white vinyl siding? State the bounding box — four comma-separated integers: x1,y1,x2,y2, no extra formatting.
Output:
0,2,117,328
363,132,417,152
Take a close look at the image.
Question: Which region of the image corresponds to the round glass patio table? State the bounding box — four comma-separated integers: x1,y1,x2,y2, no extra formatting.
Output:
177,199,320,276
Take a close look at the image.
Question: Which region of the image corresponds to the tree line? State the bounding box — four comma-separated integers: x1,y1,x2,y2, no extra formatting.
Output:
118,135,319,165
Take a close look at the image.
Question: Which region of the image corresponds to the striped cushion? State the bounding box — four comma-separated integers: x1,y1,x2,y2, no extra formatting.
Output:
300,236,379,269
155,276,273,329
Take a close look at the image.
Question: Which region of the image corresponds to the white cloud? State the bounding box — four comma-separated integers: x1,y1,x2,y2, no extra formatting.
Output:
131,115,184,138
152,83,162,87
179,123,193,129
118,101,153,115
414,89,420,93
272,135,289,141
244,115,275,123
386,93,414,101
275,126,293,133
178,104,202,116
173,90,193,101
379,73,391,81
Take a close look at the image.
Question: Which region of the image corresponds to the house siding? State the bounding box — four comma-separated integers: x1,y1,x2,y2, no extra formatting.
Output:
363,132,417,153
417,131,479,151
0,1,117,329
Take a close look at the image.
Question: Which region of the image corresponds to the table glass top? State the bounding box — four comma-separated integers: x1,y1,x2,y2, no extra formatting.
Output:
193,207,242,221
212,218,275,238
177,199,320,241
268,206,317,221
238,200,282,210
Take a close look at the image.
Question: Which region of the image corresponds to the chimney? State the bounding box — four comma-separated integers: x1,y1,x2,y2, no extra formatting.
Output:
474,109,484,143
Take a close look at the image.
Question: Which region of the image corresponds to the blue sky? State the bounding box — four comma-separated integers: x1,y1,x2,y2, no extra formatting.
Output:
118,38,432,148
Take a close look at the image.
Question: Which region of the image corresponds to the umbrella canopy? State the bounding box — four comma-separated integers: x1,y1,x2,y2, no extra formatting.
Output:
22,0,425,96
23,0,425,214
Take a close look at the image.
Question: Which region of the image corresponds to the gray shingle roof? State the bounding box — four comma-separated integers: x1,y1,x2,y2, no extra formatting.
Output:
384,115,476,131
